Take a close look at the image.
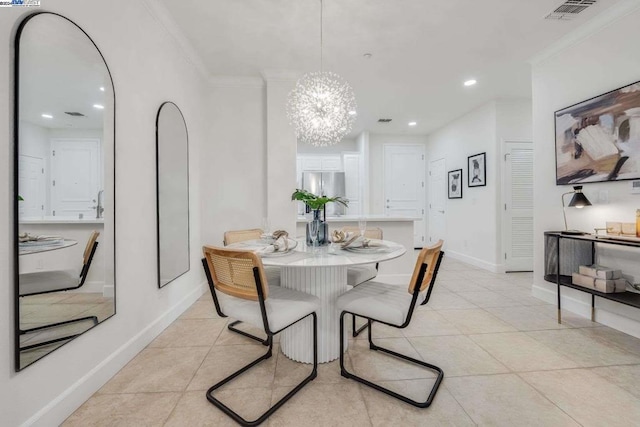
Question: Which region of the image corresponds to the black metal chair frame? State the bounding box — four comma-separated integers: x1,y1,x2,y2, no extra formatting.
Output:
340,251,445,408
19,241,100,351
202,258,270,346
202,258,318,426
351,261,379,338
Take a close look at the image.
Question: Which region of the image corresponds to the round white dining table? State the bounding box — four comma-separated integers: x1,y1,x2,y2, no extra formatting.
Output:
231,239,406,363
18,239,78,256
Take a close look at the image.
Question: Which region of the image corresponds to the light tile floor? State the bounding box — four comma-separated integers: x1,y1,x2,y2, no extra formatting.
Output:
64,258,640,426
19,292,115,369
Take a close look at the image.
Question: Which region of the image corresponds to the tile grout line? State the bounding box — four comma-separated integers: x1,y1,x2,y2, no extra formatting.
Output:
514,371,585,427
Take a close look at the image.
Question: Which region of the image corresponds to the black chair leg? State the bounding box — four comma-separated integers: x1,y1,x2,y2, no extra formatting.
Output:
352,314,369,337
20,316,98,351
207,313,318,426
340,312,443,408
227,320,271,346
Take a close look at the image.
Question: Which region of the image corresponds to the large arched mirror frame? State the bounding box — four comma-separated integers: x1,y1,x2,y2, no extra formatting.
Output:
156,101,190,288
13,12,116,371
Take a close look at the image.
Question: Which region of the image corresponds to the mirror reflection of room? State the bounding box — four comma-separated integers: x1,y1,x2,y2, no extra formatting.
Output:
16,13,115,370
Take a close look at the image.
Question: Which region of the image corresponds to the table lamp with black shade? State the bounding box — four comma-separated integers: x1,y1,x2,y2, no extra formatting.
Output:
561,185,592,235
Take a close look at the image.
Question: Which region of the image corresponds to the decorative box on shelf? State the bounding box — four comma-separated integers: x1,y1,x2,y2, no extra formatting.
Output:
543,231,640,324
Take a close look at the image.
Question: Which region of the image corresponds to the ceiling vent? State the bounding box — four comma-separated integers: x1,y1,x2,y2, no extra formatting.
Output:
545,0,597,20
64,111,85,117
377,118,392,123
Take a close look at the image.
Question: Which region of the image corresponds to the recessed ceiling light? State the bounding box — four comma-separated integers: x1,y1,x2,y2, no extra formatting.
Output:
408,121,417,126
41,113,53,119
464,79,477,87
99,86,105,92
348,110,357,115
93,104,104,109
363,53,372,59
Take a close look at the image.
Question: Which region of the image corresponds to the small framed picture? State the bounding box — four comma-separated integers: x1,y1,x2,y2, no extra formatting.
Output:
448,169,463,199
468,152,486,187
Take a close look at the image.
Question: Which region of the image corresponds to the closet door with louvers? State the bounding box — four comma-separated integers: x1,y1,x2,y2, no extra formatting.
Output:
504,142,533,272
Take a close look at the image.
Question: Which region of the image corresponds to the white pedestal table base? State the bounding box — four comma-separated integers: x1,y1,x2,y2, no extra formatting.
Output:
280,265,348,363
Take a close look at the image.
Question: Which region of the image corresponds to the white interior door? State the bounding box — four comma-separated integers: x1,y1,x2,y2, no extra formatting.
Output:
343,153,361,215
504,141,534,272
18,155,45,219
383,144,425,247
428,158,446,245
51,139,100,218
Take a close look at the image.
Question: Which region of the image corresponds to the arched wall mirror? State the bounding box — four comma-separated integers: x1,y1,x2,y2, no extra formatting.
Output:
14,13,116,371
156,102,190,288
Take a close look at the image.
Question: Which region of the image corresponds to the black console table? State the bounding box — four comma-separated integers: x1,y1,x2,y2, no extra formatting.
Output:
544,231,640,324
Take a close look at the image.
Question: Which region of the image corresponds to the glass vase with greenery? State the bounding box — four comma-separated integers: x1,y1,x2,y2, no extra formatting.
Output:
291,189,349,245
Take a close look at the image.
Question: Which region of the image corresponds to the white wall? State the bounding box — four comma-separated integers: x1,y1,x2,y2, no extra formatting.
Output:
425,99,532,271
19,121,49,160
202,82,266,246
0,1,208,425
369,134,428,214
425,103,499,268
532,5,640,336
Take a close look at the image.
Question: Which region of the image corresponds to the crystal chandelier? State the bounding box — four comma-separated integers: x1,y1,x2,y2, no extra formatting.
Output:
287,0,357,147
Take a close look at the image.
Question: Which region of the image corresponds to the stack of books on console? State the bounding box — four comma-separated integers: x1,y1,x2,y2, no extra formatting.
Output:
572,265,627,293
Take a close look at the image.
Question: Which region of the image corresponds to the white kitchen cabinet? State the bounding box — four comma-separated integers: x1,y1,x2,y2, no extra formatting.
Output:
301,156,323,171
298,155,342,172
321,157,342,171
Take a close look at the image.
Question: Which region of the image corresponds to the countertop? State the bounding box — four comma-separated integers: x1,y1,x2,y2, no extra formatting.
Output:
20,217,105,225
296,214,420,223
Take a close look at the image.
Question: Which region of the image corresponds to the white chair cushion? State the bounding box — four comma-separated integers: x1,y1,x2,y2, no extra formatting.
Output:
337,281,414,326
19,270,79,296
264,266,281,286
217,285,319,332
347,265,378,287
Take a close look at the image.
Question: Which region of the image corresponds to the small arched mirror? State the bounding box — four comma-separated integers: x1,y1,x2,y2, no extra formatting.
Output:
14,13,115,371
156,102,190,288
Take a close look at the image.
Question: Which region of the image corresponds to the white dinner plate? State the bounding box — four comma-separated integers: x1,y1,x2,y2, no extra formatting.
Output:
343,244,390,254
258,239,298,257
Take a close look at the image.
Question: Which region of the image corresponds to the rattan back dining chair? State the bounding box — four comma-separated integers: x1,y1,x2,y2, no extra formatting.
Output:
341,226,383,337
204,228,282,345
337,240,445,408
19,230,100,297
19,231,101,350
223,228,263,246
202,245,319,426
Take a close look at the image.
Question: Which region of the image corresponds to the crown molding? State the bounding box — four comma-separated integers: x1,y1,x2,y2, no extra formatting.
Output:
141,0,210,79
529,0,640,66
260,69,301,82
209,75,265,88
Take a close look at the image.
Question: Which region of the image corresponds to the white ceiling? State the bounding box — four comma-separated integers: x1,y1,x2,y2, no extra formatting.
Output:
20,14,109,131
157,0,622,136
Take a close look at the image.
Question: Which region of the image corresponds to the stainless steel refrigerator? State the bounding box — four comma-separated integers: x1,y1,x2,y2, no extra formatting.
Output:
301,171,347,216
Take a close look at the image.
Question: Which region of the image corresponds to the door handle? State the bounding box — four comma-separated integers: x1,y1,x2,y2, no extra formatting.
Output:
438,210,445,213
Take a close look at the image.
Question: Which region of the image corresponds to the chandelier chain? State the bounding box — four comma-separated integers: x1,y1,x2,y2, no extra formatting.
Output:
320,0,323,72
286,0,357,147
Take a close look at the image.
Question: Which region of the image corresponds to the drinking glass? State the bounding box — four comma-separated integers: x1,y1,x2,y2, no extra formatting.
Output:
309,220,319,253
262,217,271,235
358,217,367,238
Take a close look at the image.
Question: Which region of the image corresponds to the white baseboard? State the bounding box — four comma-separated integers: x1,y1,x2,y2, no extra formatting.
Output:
23,281,208,427
532,283,640,340
102,284,114,298
445,250,503,273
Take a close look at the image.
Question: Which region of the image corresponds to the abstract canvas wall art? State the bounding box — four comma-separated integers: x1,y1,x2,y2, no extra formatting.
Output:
555,81,640,185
